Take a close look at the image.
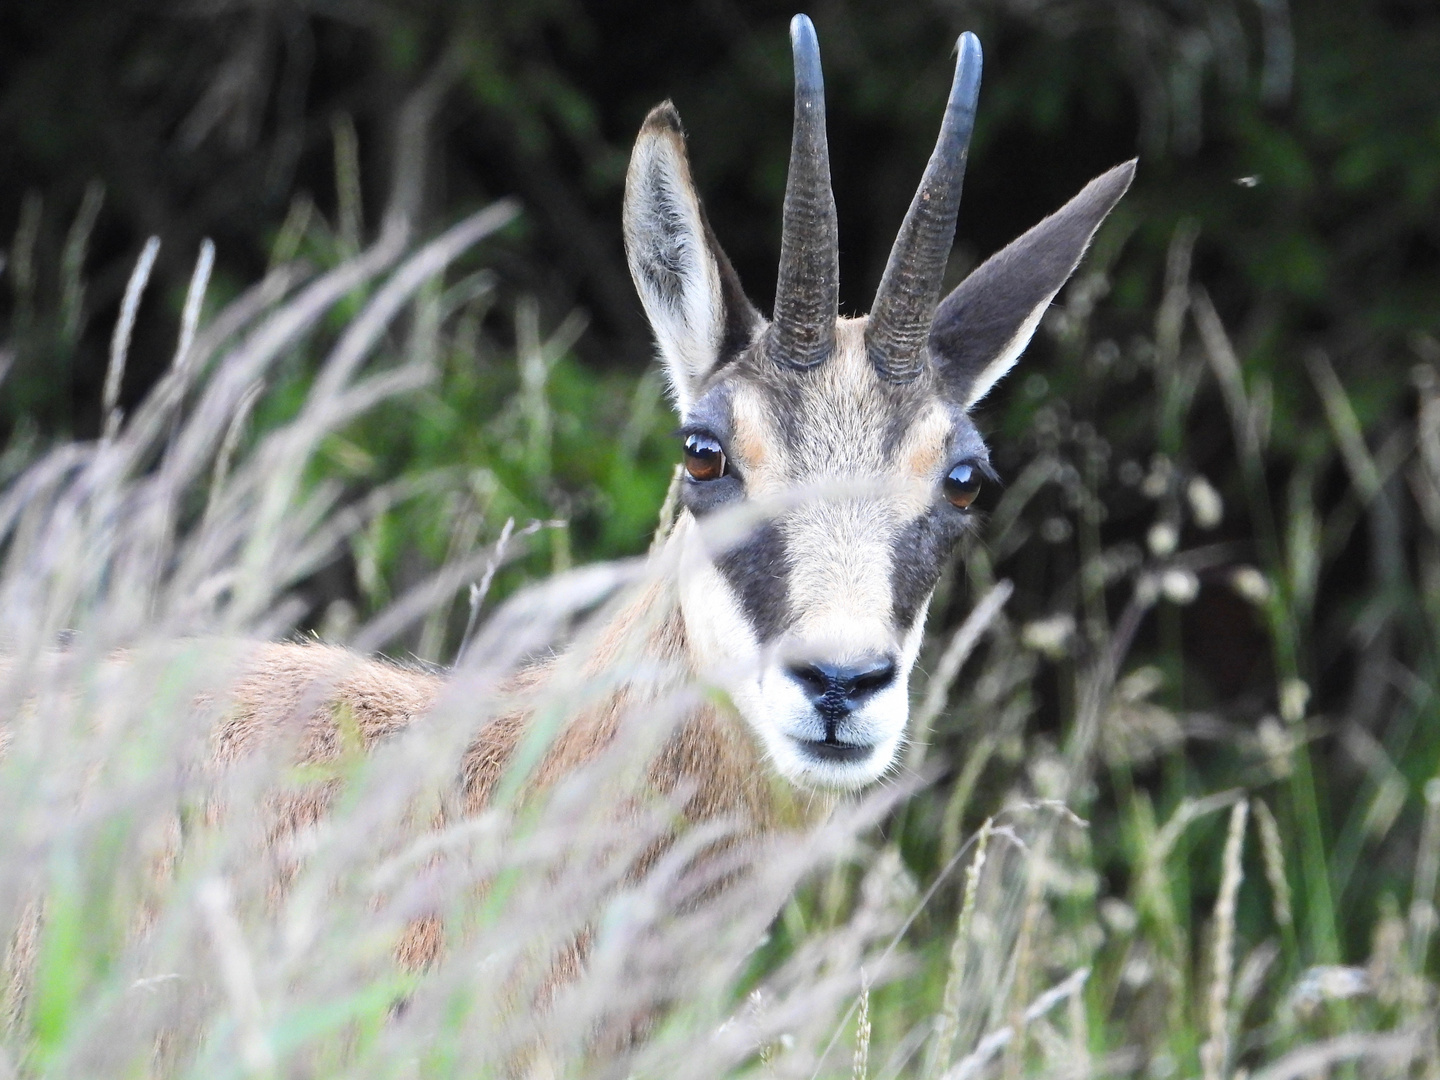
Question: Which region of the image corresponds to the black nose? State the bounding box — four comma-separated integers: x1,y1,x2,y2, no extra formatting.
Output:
786,657,897,722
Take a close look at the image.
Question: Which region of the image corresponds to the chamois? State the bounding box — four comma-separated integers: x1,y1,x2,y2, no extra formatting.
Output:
220,15,1134,890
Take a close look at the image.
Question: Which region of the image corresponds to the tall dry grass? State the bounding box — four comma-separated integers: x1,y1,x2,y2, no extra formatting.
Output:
0,123,918,1076
1,122,1438,1080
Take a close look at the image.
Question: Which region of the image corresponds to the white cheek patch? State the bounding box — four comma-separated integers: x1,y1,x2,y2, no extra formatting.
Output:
676,516,761,685
677,516,811,778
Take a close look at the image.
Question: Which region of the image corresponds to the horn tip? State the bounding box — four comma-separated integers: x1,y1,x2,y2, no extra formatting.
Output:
790,13,823,92
953,32,983,96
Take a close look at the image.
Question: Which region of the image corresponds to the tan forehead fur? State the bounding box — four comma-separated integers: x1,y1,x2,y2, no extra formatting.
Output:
723,318,954,516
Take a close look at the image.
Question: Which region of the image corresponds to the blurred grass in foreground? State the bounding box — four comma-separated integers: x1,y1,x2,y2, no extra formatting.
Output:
1,140,1439,1079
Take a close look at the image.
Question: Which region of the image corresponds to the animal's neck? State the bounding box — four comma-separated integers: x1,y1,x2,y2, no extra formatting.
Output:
531,529,836,835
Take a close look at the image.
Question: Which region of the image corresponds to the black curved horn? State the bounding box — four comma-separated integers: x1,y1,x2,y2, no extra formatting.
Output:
767,14,839,370
865,32,982,383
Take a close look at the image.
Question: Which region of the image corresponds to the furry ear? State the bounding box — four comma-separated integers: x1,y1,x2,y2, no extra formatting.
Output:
623,103,761,415
929,160,1136,409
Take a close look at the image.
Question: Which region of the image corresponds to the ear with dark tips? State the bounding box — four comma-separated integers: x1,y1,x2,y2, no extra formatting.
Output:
624,101,763,414
929,160,1136,408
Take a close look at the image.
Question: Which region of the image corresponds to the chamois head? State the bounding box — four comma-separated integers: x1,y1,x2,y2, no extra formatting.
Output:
623,15,1134,791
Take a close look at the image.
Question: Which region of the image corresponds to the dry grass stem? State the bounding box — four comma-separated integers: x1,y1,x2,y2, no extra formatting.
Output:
928,818,994,1080
1202,798,1249,1080
1247,1030,1422,1080
853,971,871,1080
172,239,216,372
103,236,161,439
942,968,1090,1080
1252,798,1293,931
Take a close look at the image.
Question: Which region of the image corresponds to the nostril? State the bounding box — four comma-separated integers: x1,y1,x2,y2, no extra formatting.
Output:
845,659,896,700
786,663,833,702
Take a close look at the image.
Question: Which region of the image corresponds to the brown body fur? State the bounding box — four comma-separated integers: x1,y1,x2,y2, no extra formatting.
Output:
213,571,830,969
1,577,787,1025
220,576,818,827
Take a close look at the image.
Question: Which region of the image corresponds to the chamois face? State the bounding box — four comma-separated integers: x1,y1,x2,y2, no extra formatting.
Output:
669,323,987,788
624,15,1134,790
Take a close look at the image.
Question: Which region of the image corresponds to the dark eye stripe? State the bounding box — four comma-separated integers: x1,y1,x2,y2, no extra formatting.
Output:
716,521,791,644
889,505,968,630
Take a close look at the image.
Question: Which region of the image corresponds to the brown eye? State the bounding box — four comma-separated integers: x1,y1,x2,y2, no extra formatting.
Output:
684,433,727,482
943,462,982,509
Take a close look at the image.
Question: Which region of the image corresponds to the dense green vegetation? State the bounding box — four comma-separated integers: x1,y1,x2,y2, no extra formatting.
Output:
1,0,1438,1076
